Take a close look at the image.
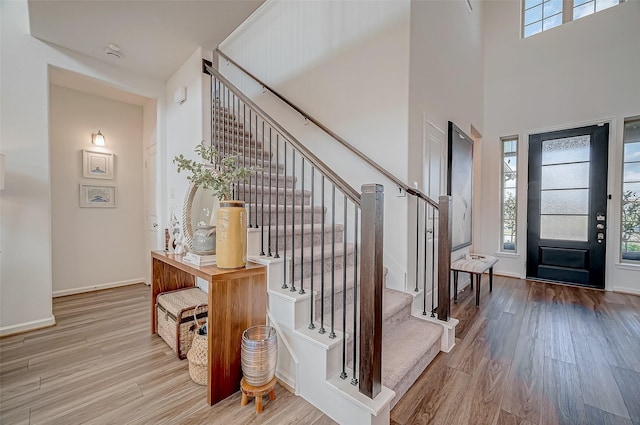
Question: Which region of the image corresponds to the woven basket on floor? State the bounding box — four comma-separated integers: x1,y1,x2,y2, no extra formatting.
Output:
187,331,208,385
156,288,208,359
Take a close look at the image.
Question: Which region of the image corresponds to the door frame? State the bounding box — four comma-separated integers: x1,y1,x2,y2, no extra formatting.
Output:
519,117,617,290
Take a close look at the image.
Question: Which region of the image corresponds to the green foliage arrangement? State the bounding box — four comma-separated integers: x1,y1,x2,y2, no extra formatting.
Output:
173,142,254,201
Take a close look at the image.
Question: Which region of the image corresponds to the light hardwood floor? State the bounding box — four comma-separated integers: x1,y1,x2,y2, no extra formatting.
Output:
391,276,640,425
3,278,640,425
0,284,336,425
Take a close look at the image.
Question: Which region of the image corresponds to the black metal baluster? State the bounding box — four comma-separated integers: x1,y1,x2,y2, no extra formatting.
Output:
351,207,359,386
211,77,216,153
282,142,288,289
268,129,273,257
340,195,348,379
422,201,428,315
290,149,296,293
415,199,420,292
240,99,244,202
255,113,259,229
299,158,306,295
330,185,336,339
260,119,265,256
319,176,326,335
223,86,228,164
247,108,252,227
309,167,315,329
431,210,436,317
274,134,280,260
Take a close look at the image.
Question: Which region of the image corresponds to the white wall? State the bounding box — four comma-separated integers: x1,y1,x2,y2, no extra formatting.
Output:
406,0,485,288
218,0,412,287
0,0,165,335
481,0,640,293
165,47,213,229
49,86,146,295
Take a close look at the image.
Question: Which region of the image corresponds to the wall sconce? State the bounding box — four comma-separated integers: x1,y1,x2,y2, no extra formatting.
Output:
92,130,105,146
0,154,5,190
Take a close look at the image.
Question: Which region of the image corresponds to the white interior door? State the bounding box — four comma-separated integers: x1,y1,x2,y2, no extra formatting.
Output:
144,142,160,285
423,118,445,310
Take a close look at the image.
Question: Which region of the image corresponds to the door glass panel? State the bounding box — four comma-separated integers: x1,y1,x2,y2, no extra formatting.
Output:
524,21,543,37
623,163,640,182
574,1,594,19
525,4,543,24
596,0,618,12
543,14,562,30
540,215,589,241
542,162,590,189
624,182,640,198
541,189,589,214
623,141,640,162
542,136,591,165
545,0,563,15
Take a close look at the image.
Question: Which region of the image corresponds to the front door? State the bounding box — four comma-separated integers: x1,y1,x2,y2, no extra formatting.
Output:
527,124,609,288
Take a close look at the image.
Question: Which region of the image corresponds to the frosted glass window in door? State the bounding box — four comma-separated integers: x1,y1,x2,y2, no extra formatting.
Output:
541,189,589,215
540,135,591,241
542,136,590,165
541,163,590,190
540,215,589,241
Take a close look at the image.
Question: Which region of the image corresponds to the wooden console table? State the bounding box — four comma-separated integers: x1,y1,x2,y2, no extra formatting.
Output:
150,251,267,405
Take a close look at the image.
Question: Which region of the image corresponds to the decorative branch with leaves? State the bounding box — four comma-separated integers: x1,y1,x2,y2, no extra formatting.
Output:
173,142,254,201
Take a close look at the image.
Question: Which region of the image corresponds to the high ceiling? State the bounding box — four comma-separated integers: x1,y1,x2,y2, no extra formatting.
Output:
28,0,264,81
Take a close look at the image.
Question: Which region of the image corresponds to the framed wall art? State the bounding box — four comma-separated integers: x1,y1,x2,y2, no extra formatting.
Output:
83,150,114,179
80,184,116,208
447,121,474,251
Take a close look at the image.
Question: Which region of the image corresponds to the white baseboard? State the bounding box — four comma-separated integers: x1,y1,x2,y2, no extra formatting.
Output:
613,285,640,296
52,278,145,298
0,315,56,337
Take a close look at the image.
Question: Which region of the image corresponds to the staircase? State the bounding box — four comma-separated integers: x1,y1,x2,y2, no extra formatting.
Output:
208,64,454,424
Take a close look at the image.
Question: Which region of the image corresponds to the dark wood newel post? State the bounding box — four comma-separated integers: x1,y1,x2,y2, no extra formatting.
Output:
359,183,384,399
437,195,452,321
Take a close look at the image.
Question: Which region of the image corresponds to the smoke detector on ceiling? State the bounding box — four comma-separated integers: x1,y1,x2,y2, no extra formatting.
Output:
105,43,121,59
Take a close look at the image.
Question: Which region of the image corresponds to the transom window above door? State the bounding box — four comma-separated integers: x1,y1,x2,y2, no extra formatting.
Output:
522,0,623,38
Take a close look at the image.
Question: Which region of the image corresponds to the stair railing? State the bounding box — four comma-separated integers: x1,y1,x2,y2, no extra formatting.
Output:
214,49,452,322
204,62,386,398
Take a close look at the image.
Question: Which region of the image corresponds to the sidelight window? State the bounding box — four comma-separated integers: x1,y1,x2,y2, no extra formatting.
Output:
621,118,640,262
501,137,518,252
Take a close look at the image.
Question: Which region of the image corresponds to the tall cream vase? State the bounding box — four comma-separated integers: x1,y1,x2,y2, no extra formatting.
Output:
215,200,247,268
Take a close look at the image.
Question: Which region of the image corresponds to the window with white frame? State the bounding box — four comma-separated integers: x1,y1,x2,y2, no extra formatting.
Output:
501,137,518,252
622,119,640,262
523,0,622,38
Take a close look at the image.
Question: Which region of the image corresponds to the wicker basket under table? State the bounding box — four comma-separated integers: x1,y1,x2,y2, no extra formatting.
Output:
156,287,208,359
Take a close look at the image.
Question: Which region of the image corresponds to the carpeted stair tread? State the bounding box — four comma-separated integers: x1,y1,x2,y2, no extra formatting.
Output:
264,223,344,250
266,223,344,237
382,317,442,392
306,266,356,298
319,288,412,335
283,241,354,263
240,158,285,172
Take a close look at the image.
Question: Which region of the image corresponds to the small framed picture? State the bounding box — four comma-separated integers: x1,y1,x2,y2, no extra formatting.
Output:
83,150,114,179
80,184,116,208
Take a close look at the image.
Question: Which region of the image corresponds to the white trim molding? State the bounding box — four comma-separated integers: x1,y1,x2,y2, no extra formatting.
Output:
52,278,144,298
0,315,56,337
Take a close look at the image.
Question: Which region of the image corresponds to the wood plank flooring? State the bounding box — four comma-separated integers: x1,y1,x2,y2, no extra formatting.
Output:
3,278,639,425
391,276,640,425
0,284,336,425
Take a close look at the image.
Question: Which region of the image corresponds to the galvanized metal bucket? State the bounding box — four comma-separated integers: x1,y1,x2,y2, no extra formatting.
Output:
241,325,277,386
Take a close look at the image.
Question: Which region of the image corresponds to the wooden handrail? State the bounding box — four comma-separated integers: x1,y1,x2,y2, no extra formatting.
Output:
203,60,361,206
215,48,439,209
